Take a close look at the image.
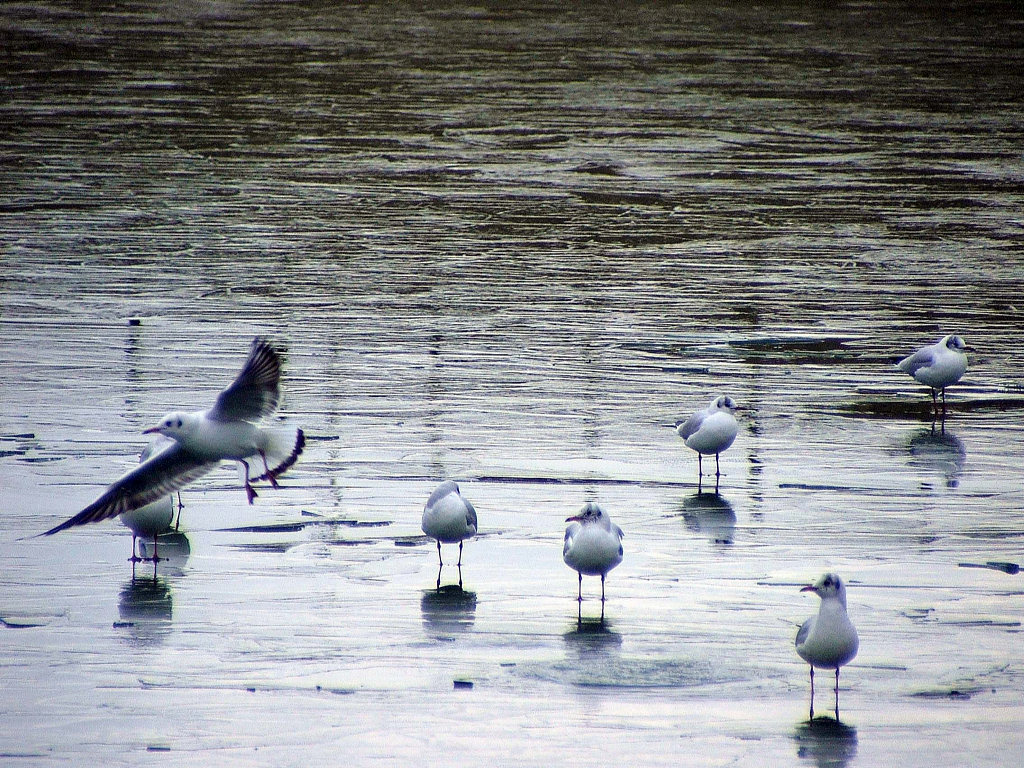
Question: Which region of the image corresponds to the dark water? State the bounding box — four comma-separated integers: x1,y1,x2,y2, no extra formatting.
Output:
2,2,1023,766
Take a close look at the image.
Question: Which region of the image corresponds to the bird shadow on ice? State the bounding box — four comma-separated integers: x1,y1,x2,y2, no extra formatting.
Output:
793,717,858,768
678,492,736,545
421,584,476,638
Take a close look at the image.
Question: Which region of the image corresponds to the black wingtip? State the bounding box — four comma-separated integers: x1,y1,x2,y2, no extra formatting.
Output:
37,512,90,538
251,336,286,363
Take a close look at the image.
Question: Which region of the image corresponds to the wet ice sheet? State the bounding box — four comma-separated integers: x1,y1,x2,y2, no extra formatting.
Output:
2,1,1024,766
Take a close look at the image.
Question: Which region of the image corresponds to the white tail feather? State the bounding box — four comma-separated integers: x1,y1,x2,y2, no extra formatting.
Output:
256,426,305,480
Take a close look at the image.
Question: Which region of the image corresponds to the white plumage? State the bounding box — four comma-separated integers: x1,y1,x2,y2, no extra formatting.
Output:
421,480,477,567
563,502,624,612
795,572,859,719
119,435,178,562
43,337,304,540
897,334,967,416
675,395,739,488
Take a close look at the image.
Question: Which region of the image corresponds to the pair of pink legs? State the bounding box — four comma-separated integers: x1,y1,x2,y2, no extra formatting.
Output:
241,451,279,504
128,493,184,576
808,665,843,720
696,453,723,493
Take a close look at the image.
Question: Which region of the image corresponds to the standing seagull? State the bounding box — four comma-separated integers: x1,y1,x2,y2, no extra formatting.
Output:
421,480,477,586
897,335,968,419
795,573,859,720
119,435,179,568
41,337,305,541
675,395,739,491
563,502,624,620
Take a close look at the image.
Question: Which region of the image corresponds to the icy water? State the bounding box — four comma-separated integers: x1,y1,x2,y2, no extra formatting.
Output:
2,1,1024,765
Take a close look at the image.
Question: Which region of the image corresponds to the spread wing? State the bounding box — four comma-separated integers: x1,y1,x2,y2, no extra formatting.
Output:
897,346,935,376
209,337,282,422
42,443,217,536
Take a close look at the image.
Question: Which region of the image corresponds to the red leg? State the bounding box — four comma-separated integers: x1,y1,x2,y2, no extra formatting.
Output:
241,460,258,504
259,451,280,488
834,667,841,720
809,666,816,719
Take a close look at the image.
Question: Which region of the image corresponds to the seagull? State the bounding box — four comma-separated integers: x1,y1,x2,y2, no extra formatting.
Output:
119,435,180,566
897,335,968,418
796,573,859,720
421,480,477,581
40,337,305,541
563,502,624,619
675,395,738,491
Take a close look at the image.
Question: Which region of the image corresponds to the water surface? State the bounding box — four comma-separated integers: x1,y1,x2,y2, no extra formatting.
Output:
2,2,1023,766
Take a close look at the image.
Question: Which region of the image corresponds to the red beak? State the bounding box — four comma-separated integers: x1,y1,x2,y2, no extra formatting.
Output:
565,515,582,523
142,427,160,434
800,585,816,593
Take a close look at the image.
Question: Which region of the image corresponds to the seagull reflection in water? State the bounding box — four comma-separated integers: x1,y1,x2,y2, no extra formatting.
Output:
564,618,622,655
421,585,477,638
559,620,624,687
906,426,966,489
117,576,174,647
680,492,737,545
793,717,858,768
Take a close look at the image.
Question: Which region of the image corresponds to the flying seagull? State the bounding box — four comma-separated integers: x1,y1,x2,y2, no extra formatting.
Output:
41,337,305,541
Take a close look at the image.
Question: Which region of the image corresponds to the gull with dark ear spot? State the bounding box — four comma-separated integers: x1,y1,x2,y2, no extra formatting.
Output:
897,334,968,419
563,502,624,620
40,337,305,544
796,573,859,720
675,395,739,492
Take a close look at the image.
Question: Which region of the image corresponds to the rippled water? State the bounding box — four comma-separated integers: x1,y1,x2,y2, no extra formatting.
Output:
2,2,1023,766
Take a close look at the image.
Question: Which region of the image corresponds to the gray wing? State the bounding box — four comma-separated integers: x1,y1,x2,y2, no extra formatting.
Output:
613,524,625,541
795,617,813,647
676,410,705,439
563,521,580,557
464,498,478,531
426,480,459,509
897,347,935,375
209,337,282,422
42,444,217,536
139,434,176,463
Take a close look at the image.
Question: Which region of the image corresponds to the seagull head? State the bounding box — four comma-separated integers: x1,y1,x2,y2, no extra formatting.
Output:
801,572,848,606
566,502,605,525
143,411,192,441
944,335,968,352
712,395,738,412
